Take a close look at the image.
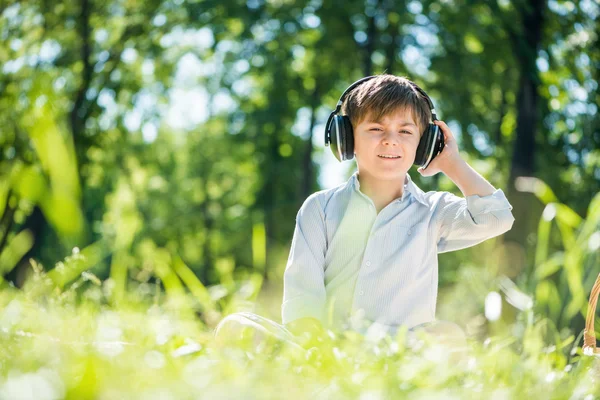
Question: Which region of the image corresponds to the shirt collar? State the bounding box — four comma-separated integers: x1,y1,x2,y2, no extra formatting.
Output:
348,171,428,206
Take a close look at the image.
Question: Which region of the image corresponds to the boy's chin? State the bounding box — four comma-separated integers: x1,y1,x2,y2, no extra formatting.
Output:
380,170,409,181
361,166,410,181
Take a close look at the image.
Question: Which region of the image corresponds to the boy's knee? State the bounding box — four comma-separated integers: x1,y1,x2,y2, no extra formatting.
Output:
213,312,258,343
213,312,306,355
411,320,467,347
425,321,465,337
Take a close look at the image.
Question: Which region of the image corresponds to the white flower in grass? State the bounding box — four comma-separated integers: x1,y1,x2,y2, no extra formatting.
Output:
0,299,22,327
144,350,166,369
589,231,600,252
139,388,176,400
95,311,124,357
182,357,217,390
485,291,502,322
359,390,385,400
490,388,512,400
0,368,64,400
151,315,175,345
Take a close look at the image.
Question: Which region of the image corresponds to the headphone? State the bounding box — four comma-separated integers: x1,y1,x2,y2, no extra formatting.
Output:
324,76,445,168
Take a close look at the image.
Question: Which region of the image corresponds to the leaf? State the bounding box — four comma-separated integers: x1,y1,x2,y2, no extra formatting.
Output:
535,252,564,280
0,229,34,275
534,206,553,270
172,254,215,311
554,203,583,228
12,165,48,203
586,191,600,219
535,280,561,322
576,191,600,248
48,241,108,287
464,33,484,54
39,190,85,238
514,177,559,204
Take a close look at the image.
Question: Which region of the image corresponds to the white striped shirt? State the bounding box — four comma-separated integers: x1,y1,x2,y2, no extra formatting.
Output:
281,170,515,336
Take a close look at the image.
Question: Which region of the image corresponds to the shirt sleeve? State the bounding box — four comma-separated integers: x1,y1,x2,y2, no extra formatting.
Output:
436,188,515,254
281,193,327,325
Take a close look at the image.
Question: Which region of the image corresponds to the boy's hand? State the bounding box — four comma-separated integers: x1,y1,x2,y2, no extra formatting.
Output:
417,120,464,177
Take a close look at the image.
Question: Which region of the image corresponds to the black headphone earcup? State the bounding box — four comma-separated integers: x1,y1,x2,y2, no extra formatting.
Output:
414,123,441,167
414,125,431,166
328,115,342,161
330,115,354,161
341,115,354,161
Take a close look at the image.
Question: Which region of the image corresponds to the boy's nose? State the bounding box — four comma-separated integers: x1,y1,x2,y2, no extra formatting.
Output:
383,137,398,146
382,131,400,146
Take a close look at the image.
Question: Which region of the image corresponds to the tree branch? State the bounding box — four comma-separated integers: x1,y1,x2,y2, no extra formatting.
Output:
0,190,16,254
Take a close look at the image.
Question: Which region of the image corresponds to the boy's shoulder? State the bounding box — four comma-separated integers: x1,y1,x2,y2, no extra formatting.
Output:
299,176,464,216
300,180,350,214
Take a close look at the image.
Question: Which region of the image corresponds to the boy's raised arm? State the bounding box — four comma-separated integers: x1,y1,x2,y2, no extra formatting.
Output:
434,187,514,253
417,120,515,253
281,193,328,337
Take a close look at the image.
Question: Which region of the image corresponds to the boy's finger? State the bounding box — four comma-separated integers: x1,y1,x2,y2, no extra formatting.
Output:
436,121,454,139
418,166,431,176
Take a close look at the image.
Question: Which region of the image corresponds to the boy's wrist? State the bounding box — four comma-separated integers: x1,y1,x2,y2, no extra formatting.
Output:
443,157,496,197
442,156,468,182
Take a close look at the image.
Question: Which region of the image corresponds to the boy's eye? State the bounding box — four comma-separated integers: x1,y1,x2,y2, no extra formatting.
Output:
368,128,414,134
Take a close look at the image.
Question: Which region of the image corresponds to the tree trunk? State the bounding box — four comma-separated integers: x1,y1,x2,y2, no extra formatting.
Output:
200,179,213,285
300,87,320,200
505,0,545,266
495,89,507,145
263,133,280,281
70,0,93,168
363,6,378,76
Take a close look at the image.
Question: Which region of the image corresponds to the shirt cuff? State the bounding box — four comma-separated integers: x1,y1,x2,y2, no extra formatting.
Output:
465,188,513,215
281,295,325,325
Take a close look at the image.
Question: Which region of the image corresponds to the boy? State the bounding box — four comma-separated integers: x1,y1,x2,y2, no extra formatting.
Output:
214,74,515,351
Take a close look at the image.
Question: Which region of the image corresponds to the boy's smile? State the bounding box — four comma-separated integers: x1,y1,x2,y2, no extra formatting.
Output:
353,107,421,182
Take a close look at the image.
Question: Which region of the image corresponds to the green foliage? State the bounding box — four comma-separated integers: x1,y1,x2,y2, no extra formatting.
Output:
0,1,599,394
0,258,599,399
517,177,600,330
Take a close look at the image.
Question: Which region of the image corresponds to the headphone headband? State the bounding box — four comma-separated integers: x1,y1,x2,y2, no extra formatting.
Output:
410,83,438,121
333,76,378,113
332,75,438,121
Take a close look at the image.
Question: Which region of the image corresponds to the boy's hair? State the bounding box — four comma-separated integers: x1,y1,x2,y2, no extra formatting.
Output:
341,74,432,137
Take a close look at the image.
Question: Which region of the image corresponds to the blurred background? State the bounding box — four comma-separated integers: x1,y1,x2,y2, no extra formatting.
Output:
0,0,598,339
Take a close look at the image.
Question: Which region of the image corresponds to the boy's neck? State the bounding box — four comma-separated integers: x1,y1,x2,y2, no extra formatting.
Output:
357,171,408,213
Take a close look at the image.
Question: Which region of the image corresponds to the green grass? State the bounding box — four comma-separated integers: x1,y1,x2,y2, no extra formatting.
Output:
1,269,599,400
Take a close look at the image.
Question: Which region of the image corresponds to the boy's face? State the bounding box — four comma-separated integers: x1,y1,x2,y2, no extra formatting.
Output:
353,107,421,181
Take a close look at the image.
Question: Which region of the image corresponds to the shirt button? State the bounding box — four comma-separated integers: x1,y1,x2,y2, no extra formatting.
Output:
359,291,364,295
366,261,371,266
407,229,412,235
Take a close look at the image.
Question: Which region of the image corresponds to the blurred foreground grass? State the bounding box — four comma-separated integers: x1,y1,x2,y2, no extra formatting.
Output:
1,159,599,398
0,261,599,400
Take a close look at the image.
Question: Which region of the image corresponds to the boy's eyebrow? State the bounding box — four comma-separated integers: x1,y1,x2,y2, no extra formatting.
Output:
365,120,418,128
